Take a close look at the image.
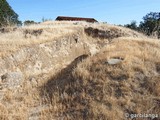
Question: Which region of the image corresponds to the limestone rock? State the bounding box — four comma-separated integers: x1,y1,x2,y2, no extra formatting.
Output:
1,71,24,90
107,58,123,65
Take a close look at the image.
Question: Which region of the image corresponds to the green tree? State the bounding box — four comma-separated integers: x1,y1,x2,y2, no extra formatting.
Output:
139,12,160,38
0,0,20,27
24,20,37,25
124,20,138,30
42,17,52,22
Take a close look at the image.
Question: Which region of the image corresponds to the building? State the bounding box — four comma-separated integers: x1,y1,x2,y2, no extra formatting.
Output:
55,16,98,23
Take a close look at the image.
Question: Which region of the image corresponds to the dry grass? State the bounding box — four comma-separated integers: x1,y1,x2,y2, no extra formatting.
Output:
40,37,160,120
72,38,160,119
0,21,146,56
0,21,87,57
0,21,159,120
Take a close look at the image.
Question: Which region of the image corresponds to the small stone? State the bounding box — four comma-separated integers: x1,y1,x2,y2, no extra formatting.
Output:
107,58,123,65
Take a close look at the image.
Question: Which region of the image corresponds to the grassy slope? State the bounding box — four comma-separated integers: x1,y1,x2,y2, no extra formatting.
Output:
41,37,160,120
0,21,159,120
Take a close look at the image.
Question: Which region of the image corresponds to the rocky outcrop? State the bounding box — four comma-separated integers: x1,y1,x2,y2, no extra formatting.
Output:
85,27,126,39
0,30,93,119
0,32,90,92
84,27,141,40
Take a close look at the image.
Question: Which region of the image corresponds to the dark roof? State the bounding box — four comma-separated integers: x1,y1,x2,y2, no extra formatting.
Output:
55,16,98,23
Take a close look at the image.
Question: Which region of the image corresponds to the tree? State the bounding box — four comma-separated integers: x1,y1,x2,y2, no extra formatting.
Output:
24,20,37,25
124,20,138,30
139,12,160,38
0,0,20,27
42,17,52,22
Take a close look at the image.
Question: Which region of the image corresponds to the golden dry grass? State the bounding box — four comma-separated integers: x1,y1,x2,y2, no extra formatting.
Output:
0,21,146,56
0,21,159,120
38,37,160,120
0,23,81,57
73,38,160,119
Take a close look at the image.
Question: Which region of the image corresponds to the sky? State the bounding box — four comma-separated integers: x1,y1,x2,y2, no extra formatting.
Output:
7,0,160,25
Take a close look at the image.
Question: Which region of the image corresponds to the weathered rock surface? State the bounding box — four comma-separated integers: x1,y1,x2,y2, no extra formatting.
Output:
1,71,24,90
85,27,126,39
107,58,123,65
84,27,141,40
0,31,94,119
0,32,92,106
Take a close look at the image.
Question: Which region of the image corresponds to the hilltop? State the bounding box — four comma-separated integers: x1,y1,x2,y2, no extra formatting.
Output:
0,21,159,120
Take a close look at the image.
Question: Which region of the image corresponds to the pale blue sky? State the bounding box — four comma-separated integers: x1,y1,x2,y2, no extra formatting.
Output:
7,0,160,25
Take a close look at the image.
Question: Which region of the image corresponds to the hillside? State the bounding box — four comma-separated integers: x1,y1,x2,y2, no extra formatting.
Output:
0,21,159,120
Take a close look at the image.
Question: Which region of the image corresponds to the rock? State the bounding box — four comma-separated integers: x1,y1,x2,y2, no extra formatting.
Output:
107,58,123,65
1,71,24,90
84,27,123,39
